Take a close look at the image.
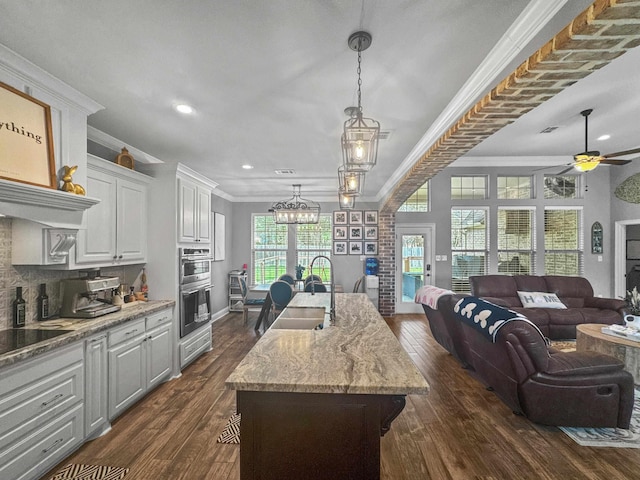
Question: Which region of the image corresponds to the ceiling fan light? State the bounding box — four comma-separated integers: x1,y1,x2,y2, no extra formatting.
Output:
573,160,600,172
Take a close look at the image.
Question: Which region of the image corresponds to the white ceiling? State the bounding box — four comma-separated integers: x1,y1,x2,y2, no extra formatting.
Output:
2,0,630,203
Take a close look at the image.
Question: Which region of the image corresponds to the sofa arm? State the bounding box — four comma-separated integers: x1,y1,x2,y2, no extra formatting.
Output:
584,296,627,312
479,296,511,308
545,351,624,376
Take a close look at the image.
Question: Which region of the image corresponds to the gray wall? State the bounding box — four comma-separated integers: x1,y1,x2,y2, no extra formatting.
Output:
210,193,234,314
230,200,379,293
396,165,614,297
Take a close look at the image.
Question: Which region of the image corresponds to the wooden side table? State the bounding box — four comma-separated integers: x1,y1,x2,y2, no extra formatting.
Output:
576,323,640,385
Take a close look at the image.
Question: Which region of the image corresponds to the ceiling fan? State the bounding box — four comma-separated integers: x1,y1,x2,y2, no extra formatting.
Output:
555,109,640,174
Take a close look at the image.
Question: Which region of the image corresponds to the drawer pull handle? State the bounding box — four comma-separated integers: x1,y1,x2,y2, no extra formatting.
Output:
125,329,139,335
42,437,64,453
41,393,64,407
91,336,106,343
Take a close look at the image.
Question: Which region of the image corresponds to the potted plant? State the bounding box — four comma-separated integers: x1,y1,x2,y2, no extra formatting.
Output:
625,287,640,329
295,265,305,281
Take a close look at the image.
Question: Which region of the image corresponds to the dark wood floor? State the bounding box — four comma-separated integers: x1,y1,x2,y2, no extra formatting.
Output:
44,312,640,480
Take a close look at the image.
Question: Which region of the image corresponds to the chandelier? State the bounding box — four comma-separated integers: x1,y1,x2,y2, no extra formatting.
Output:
341,31,380,173
269,184,320,224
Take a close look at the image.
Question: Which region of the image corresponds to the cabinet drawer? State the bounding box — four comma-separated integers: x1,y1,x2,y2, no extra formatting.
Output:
108,318,146,347
180,326,211,368
0,403,83,480
146,308,173,331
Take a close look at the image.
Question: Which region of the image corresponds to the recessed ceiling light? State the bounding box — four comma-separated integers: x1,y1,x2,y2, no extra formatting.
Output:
242,164,254,170
597,134,611,141
175,104,194,114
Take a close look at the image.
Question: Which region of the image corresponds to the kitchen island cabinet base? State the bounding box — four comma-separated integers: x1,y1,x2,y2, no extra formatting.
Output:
237,390,406,480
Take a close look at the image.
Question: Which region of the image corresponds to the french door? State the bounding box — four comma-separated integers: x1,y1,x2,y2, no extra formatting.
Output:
395,225,434,313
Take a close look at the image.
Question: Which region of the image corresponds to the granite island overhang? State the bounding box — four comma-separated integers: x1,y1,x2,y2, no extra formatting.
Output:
225,292,429,480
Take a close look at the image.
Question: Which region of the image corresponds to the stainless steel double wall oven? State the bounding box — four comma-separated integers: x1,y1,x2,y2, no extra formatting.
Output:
179,248,212,337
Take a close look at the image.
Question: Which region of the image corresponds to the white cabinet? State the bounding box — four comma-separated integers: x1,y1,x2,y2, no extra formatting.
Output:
108,309,173,420
84,333,108,439
178,176,211,244
75,155,150,266
0,343,84,480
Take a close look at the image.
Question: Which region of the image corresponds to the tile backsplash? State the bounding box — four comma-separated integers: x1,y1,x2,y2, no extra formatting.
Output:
0,218,143,330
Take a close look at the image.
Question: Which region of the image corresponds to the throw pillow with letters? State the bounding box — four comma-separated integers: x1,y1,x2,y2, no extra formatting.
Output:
517,291,567,309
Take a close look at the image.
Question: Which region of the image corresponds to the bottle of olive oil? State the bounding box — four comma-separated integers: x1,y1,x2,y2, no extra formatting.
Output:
37,283,49,321
13,286,26,328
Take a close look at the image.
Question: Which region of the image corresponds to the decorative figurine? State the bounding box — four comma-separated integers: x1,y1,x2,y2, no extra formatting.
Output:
60,165,86,195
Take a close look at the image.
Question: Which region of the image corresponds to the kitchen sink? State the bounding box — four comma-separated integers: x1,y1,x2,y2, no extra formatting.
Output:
270,307,327,330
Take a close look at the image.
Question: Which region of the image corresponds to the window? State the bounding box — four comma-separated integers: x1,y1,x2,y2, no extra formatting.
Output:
451,175,488,200
451,208,488,292
497,176,533,199
398,181,429,212
497,207,535,275
252,215,288,284
544,175,579,199
544,207,583,275
296,214,332,280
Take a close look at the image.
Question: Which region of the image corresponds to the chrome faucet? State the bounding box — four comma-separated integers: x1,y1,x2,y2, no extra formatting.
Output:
309,255,336,325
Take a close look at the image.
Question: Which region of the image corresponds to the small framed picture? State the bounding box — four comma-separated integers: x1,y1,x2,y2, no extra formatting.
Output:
349,226,363,240
364,241,378,255
349,210,363,225
349,241,363,255
333,241,348,255
333,226,348,240
364,210,378,225
364,226,378,240
333,211,348,225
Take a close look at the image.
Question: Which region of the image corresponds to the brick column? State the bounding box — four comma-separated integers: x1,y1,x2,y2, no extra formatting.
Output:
378,212,396,316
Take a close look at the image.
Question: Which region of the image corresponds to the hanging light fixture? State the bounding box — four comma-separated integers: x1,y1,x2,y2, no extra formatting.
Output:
341,31,380,173
338,165,365,196
338,187,356,210
269,184,320,224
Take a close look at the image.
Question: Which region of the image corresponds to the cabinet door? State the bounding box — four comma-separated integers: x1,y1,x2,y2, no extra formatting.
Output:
76,169,117,264
196,186,212,243
108,336,146,420
117,178,148,262
178,177,198,243
146,323,172,390
84,334,108,437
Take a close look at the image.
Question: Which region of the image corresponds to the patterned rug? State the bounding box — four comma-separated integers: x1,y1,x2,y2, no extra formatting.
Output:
560,388,640,448
217,412,241,444
49,464,129,480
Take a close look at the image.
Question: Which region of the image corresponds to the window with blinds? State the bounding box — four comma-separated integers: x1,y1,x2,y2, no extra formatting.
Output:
451,208,488,292
497,208,535,275
252,215,288,284
296,215,332,279
544,207,583,275
398,181,429,212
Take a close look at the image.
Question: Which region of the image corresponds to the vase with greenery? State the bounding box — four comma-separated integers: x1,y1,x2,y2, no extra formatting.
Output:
295,265,305,281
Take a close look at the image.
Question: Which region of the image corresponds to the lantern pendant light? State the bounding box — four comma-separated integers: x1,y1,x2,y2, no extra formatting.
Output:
342,31,380,173
338,187,356,210
338,165,365,196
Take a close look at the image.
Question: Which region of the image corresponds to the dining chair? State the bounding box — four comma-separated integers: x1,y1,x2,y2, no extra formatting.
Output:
269,280,294,318
304,281,327,292
304,274,323,285
353,275,365,293
278,273,295,286
239,277,266,325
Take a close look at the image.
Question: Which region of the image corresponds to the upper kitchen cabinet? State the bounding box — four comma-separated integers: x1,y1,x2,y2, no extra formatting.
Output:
178,171,213,245
74,155,151,266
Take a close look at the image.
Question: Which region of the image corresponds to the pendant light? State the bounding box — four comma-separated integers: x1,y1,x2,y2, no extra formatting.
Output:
338,187,356,210
338,165,365,196
269,184,320,224
341,31,380,173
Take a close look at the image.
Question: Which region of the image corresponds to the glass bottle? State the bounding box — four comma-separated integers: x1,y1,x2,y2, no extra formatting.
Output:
37,283,49,321
13,286,26,328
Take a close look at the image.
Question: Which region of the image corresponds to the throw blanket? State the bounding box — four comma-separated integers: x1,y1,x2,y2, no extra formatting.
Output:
453,296,541,343
415,285,454,309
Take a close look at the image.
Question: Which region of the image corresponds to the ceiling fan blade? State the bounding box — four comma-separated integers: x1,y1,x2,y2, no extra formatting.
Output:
603,147,640,158
599,159,632,166
533,164,568,172
558,166,575,175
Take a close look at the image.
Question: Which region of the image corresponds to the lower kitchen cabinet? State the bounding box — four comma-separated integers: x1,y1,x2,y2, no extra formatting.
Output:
85,333,109,439
179,323,212,369
108,309,173,420
0,343,85,480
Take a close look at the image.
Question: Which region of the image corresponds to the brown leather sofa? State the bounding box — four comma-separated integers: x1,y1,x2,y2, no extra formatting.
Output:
421,294,634,428
470,275,626,339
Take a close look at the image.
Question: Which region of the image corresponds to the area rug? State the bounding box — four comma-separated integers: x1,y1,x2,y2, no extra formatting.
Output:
49,464,129,480
549,339,576,352
217,412,241,444
560,388,640,448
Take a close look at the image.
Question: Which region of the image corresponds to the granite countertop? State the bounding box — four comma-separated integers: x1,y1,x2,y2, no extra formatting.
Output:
0,300,175,369
226,293,430,396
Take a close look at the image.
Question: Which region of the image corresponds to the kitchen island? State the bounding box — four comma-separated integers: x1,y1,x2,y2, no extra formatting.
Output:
226,293,429,480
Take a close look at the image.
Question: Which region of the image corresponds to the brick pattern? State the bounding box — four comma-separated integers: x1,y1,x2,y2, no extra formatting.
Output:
378,213,395,316
378,0,640,315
